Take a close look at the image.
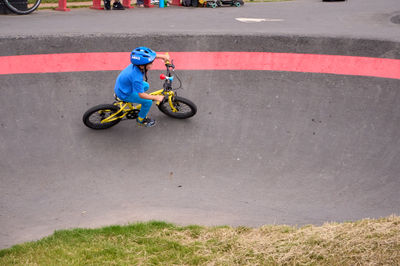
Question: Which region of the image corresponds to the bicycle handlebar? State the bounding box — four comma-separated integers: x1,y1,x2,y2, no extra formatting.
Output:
160,58,182,90
165,61,174,69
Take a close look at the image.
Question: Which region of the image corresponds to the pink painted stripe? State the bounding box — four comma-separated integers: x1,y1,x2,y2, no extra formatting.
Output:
0,52,399,79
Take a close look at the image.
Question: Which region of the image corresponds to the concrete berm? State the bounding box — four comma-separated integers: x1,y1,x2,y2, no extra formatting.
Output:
0,0,399,249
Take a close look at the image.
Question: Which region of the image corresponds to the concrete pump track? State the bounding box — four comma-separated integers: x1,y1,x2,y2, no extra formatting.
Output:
1,2,400,249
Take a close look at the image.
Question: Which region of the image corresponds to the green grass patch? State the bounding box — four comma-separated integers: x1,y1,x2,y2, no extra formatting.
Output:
1,216,399,265
39,5,91,10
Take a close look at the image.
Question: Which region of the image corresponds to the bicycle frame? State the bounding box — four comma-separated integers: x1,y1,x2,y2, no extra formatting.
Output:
101,89,178,124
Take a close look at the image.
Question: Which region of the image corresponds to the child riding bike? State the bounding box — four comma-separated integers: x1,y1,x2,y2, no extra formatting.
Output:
114,47,170,127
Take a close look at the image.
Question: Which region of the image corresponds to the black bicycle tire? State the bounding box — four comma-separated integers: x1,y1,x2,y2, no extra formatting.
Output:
158,96,197,119
82,104,122,130
3,0,41,15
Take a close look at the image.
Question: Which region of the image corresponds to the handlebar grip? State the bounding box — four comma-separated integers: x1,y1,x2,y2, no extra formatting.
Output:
165,52,171,65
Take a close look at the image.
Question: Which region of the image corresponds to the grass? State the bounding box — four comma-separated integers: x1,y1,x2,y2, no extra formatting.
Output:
1,216,399,265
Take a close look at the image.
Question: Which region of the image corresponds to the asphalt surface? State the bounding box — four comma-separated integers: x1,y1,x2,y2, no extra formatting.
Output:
0,0,399,41
1,0,400,249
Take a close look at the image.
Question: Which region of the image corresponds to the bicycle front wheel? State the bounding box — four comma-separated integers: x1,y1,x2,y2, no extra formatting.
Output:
4,0,41,15
158,96,197,119
82,104,122,130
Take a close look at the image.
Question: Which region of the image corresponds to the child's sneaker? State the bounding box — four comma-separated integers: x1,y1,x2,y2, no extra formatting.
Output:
112,1,125,9
137,117,156,127
104,0,111,9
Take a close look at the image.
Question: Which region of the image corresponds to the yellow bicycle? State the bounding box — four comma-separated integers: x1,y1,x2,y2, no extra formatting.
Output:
82,60,197,130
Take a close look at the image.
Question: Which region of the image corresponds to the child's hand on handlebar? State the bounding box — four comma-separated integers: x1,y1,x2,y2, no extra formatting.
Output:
156,53,171,64
153,95,165,104
163,53,171,64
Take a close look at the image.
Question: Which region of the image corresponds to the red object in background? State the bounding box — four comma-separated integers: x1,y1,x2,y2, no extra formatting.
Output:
170,0,181,5
160,74,166,80
144,0,154,7
91,0,103,9
55,0,70,11
122,0,134,8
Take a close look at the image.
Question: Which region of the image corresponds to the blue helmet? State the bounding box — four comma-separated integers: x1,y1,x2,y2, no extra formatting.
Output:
130,47,156,65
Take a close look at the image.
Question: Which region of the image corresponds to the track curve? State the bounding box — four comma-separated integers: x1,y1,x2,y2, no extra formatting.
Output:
0,34,399,249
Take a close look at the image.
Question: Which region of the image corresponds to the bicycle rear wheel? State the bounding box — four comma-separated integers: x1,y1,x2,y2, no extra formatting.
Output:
82,104,122,130
4,0,41,15
158,96,197,119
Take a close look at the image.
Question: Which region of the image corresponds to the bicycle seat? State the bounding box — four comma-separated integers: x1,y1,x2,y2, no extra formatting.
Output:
114,94,127,103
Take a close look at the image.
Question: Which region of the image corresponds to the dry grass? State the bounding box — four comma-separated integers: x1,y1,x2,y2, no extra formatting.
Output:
157,216,400,265
1,216,399,265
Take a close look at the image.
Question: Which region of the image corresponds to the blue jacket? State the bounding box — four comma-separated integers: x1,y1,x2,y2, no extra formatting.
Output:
114,64,144,100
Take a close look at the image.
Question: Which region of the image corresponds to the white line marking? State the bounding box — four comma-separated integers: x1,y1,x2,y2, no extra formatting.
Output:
235,18,284,23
